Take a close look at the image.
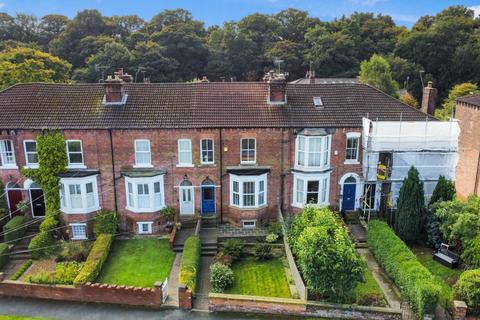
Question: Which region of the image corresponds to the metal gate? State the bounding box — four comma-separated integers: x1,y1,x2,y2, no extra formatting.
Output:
161,278,168,304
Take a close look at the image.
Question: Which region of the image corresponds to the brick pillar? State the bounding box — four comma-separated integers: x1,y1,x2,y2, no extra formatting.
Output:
178,285,192,310
154,281,163,306
453,300,468,320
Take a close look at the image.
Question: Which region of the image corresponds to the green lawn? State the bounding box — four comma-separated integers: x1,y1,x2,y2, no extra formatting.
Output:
0,316,52,320
225,258,292,298
347,269,387,307
413,247,463,307
97,238,175,288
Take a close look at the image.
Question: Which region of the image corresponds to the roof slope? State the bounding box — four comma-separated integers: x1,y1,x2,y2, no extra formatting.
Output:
457,94,480,108
0,82,433,129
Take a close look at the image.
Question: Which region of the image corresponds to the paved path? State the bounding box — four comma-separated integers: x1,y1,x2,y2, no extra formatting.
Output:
164,253,181,307
357,248,402,309
193,256,213,311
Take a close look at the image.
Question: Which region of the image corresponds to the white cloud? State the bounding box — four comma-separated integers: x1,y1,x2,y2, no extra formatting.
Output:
0,3,5,9
470,5,480,18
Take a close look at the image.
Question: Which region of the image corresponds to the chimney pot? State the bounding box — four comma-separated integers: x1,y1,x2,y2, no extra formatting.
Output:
421,81,437,116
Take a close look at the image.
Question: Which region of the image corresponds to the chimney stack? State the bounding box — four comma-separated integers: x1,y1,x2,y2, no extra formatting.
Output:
263,70,287,105
306,70,316,84
421,81,437,115
103,69,129,105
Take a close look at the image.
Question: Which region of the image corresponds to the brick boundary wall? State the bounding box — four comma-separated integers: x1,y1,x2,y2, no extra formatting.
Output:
178,285,192,309
209,293,402,320
0,274,164,308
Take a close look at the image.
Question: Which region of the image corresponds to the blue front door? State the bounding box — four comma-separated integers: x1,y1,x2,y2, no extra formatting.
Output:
342,184,356,211
201,186,215,215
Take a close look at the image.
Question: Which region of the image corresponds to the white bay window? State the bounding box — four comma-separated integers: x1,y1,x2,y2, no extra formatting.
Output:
229,173,267,208
293,172,330,208
60,175,100,214
295,135,331,170
125,175,165,212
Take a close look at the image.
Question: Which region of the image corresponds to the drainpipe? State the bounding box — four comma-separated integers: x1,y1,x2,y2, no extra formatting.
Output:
108,129,118,213
219,128,223,224
280,128,285,214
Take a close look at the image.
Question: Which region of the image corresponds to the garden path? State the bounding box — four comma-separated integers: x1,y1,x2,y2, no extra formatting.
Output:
193,256,213,311
164,253,181,308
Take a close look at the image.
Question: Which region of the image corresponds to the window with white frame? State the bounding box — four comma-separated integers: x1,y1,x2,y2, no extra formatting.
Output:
177,139,192,166
70,223,87,240
295,135,331,170
229,173,267,208
134,139,152,167
345,132,360,163
60,175,100,213
125,175,165,212
0,140,16,168
200,139,214,164
24,140,38,167
137,221,153,234
293,172,330,207
240,138,256,164
242,220,256,229
66,140,84,168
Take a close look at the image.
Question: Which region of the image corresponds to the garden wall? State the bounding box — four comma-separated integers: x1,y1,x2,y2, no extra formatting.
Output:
208,293,402,320
0,274,164,308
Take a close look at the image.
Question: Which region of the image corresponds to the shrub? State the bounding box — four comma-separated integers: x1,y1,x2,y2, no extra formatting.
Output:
73,233,113,285
265,233,278,243
159,206,176,220
461,235,480,269
3,215,28,243
213,251,232,266
0,243,9,269
425,207,443,249
56,240,93,262
253,243,273,261
454,269,480,315
267,221,282,237
10,259,33,280
55,261,83,284
39,215,59,232
179,235,201,293
28,272,55,284
93,210,119,237
221,239,244,261
29,231,56,259
368,220,440,316
210,262,234,293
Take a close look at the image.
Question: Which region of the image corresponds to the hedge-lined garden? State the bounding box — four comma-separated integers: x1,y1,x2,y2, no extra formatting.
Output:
0,243,9,269
368,220,440,316
3,216,28,244
179,235,201,294
74,233,113,285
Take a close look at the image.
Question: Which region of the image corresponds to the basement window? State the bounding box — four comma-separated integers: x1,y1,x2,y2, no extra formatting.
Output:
137,221,153,234
242,220,256,229
313,97,323,108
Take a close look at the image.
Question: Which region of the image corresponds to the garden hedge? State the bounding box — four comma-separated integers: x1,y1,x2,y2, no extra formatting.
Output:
454,269,480,316
29,231,56,259
3,215,28,243
179,235,201,294
0,243,9,269
367,220,440,316
73,233,113,285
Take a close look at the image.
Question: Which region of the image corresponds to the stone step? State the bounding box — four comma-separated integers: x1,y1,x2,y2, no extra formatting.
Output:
11,254,31,260
201,250,217,257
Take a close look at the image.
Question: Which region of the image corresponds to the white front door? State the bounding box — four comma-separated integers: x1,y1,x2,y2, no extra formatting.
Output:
179,187,194,215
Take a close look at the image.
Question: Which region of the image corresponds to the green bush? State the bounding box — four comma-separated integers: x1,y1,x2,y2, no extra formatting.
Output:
29,231,56,259
0,242,9,269
93,210,119,237
3,215,28,243
221,238,244,261
73,233,113,285
213,251,232,266
28,272,55,284
265,233,278,243
253,243,273,261
210,262,234,293
267,221,282,237
39,215,59,232
56,240,93,262
55,261,83,284
454,269,480,315
368,220,440,316
462,235,480,268
179,235,201,293
10,259,33,280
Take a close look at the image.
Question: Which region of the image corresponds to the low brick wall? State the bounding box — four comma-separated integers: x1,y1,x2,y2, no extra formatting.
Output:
209,293,402,320
0,276,164,308
178,284,192,310
168,225,177,249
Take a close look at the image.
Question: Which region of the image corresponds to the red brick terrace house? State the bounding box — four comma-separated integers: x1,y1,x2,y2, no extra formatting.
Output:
455,94,480,199
0,71,431,239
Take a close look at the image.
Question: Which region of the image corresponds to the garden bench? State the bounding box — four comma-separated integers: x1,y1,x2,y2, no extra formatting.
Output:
433,243,459,268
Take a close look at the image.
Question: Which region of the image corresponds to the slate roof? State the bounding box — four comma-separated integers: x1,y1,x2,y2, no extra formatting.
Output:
0,82,434,129
457,94,480,108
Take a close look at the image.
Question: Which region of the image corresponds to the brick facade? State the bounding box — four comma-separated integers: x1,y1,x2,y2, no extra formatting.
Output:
0,125,367,234
455,101,480,199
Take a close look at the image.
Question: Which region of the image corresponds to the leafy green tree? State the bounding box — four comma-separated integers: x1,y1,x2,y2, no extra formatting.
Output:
38,14,69,47
435,82,480,120
399,91,419,108
359,54,399,97
429,176,456,206
394,166,426,243
387,55,429,102
131,41,178,82
108,15,145,41
0,47,71,88
266,40,304,80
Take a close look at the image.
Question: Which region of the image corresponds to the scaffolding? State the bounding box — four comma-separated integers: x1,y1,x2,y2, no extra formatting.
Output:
361,117,460,221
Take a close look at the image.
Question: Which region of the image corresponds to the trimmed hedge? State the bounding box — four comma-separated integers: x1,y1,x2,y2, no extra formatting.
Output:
73,233,113,285
3,215,28,243
368,220,440,316
10,259,33,280
0,242,9,269
29,231,56,259
179,235,201,294
454,269,480,316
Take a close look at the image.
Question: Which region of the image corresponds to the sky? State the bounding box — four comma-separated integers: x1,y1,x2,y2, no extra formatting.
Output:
0,0,479,28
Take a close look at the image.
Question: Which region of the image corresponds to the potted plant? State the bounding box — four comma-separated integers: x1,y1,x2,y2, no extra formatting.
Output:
16,200,30,214
160,207,176,232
